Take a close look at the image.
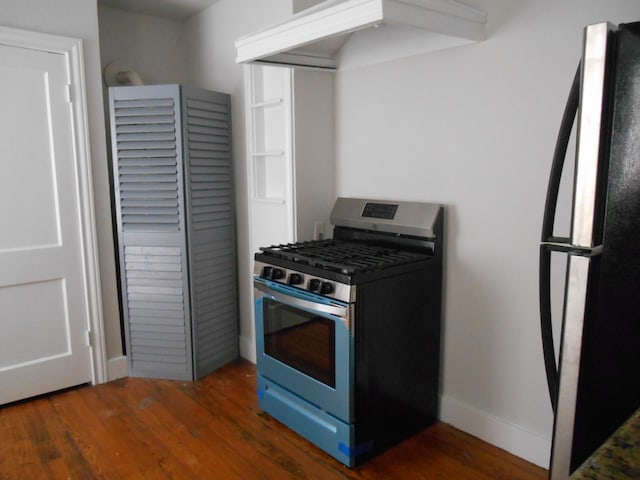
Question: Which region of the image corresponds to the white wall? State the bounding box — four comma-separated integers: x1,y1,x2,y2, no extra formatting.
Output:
0,0,122,372
185,0,294,360
98,6,188,85
294,69,336,241
335,0,640,466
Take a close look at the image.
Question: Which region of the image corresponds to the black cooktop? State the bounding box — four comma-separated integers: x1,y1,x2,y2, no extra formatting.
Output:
258,239,428,276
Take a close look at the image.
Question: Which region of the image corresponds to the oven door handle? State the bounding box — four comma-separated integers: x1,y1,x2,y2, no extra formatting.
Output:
255,281,350,322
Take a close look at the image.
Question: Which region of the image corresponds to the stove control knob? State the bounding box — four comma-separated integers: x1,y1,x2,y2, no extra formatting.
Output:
308,278,321,292
320,282,334,295
261,266,273,278
287,273,303,285
271,268,284,280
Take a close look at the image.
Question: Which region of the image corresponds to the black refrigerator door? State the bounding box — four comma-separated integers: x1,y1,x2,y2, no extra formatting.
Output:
543,21,615,479
547,21,640,479
570,20,640,473
539,64,580,413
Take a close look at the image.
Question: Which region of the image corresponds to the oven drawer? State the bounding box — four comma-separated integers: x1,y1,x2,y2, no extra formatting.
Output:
257,375,356,467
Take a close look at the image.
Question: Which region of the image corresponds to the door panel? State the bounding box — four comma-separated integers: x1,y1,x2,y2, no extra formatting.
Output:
0,279,70,368
0,59,60,249
0,42,92,404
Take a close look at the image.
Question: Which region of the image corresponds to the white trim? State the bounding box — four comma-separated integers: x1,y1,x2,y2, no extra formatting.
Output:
239,335,257,363
440,394,551,468
243,64,257,368
286,68,296,240
0,26,107,385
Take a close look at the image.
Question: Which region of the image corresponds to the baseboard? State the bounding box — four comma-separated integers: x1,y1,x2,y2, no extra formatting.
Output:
107,355,128,381
239,335,256,363
440,395,551,468
231,341,552,466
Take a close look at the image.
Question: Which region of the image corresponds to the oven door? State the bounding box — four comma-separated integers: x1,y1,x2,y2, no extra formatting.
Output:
254,277,353,423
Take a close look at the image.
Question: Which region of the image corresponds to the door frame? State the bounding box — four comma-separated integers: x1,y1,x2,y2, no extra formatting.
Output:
0,26,107,384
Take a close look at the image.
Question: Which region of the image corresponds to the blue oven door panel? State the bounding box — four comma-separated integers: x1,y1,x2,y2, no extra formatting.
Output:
254,278,354,423
258,375,358,467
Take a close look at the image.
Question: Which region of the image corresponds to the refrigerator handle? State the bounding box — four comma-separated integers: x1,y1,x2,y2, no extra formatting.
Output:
539,64,581,413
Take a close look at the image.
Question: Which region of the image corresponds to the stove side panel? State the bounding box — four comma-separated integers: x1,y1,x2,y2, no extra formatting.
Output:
354,257,443,461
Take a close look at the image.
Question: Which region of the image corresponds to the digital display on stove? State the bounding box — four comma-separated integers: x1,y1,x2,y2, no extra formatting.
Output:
362,202,398,220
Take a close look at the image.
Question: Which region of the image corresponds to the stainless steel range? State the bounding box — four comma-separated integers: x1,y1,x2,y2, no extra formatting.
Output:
253,197,444,466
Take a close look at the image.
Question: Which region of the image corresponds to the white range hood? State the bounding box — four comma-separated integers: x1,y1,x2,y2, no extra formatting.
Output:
235,0,487,71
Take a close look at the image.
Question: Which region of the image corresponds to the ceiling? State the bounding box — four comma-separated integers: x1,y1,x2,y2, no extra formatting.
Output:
98,0,222,21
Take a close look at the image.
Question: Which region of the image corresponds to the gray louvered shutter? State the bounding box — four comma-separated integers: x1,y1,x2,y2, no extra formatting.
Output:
115,96,181,233
109,84,238,381
182,86,238,379
110,85,190,380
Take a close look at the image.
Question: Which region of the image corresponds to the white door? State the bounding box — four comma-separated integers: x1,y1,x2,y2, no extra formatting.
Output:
0,41,93,404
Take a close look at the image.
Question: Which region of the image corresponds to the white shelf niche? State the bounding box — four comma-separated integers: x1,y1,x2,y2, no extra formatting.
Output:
245,64,296,251
252,153,288,202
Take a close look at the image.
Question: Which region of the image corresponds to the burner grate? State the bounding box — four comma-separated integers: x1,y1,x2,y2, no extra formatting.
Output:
259,240,427,275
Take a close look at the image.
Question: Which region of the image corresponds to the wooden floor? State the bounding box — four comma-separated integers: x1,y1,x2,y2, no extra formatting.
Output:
0,360,547,479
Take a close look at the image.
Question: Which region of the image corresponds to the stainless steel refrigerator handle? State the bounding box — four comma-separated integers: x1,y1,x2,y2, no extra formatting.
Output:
572,22,613,247
255,281,350,321
550,256,592,480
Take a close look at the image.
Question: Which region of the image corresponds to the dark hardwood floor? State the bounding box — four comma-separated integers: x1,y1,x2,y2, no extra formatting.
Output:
0,360,547,479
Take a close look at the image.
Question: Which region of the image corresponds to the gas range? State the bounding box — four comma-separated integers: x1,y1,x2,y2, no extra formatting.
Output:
252,197,444,467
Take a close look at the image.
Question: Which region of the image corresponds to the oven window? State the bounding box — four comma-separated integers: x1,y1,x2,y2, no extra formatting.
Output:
263,298,336,388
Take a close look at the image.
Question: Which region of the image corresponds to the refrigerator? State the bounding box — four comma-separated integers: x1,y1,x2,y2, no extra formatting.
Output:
539,21,640,479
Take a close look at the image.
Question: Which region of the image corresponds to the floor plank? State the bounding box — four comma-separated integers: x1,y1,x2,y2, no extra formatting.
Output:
0,360,547,479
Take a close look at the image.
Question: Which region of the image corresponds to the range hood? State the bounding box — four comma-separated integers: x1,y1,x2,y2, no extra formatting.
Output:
235,0,487,71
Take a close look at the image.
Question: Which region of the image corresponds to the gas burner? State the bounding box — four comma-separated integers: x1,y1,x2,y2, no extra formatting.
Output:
259,240,426,275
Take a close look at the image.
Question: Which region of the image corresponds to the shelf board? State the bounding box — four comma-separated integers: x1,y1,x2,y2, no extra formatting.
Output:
250,197,286,205
251,150,285,157
250,98,284,108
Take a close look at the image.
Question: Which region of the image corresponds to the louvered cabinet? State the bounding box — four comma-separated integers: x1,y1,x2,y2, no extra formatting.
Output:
108,84,238,381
